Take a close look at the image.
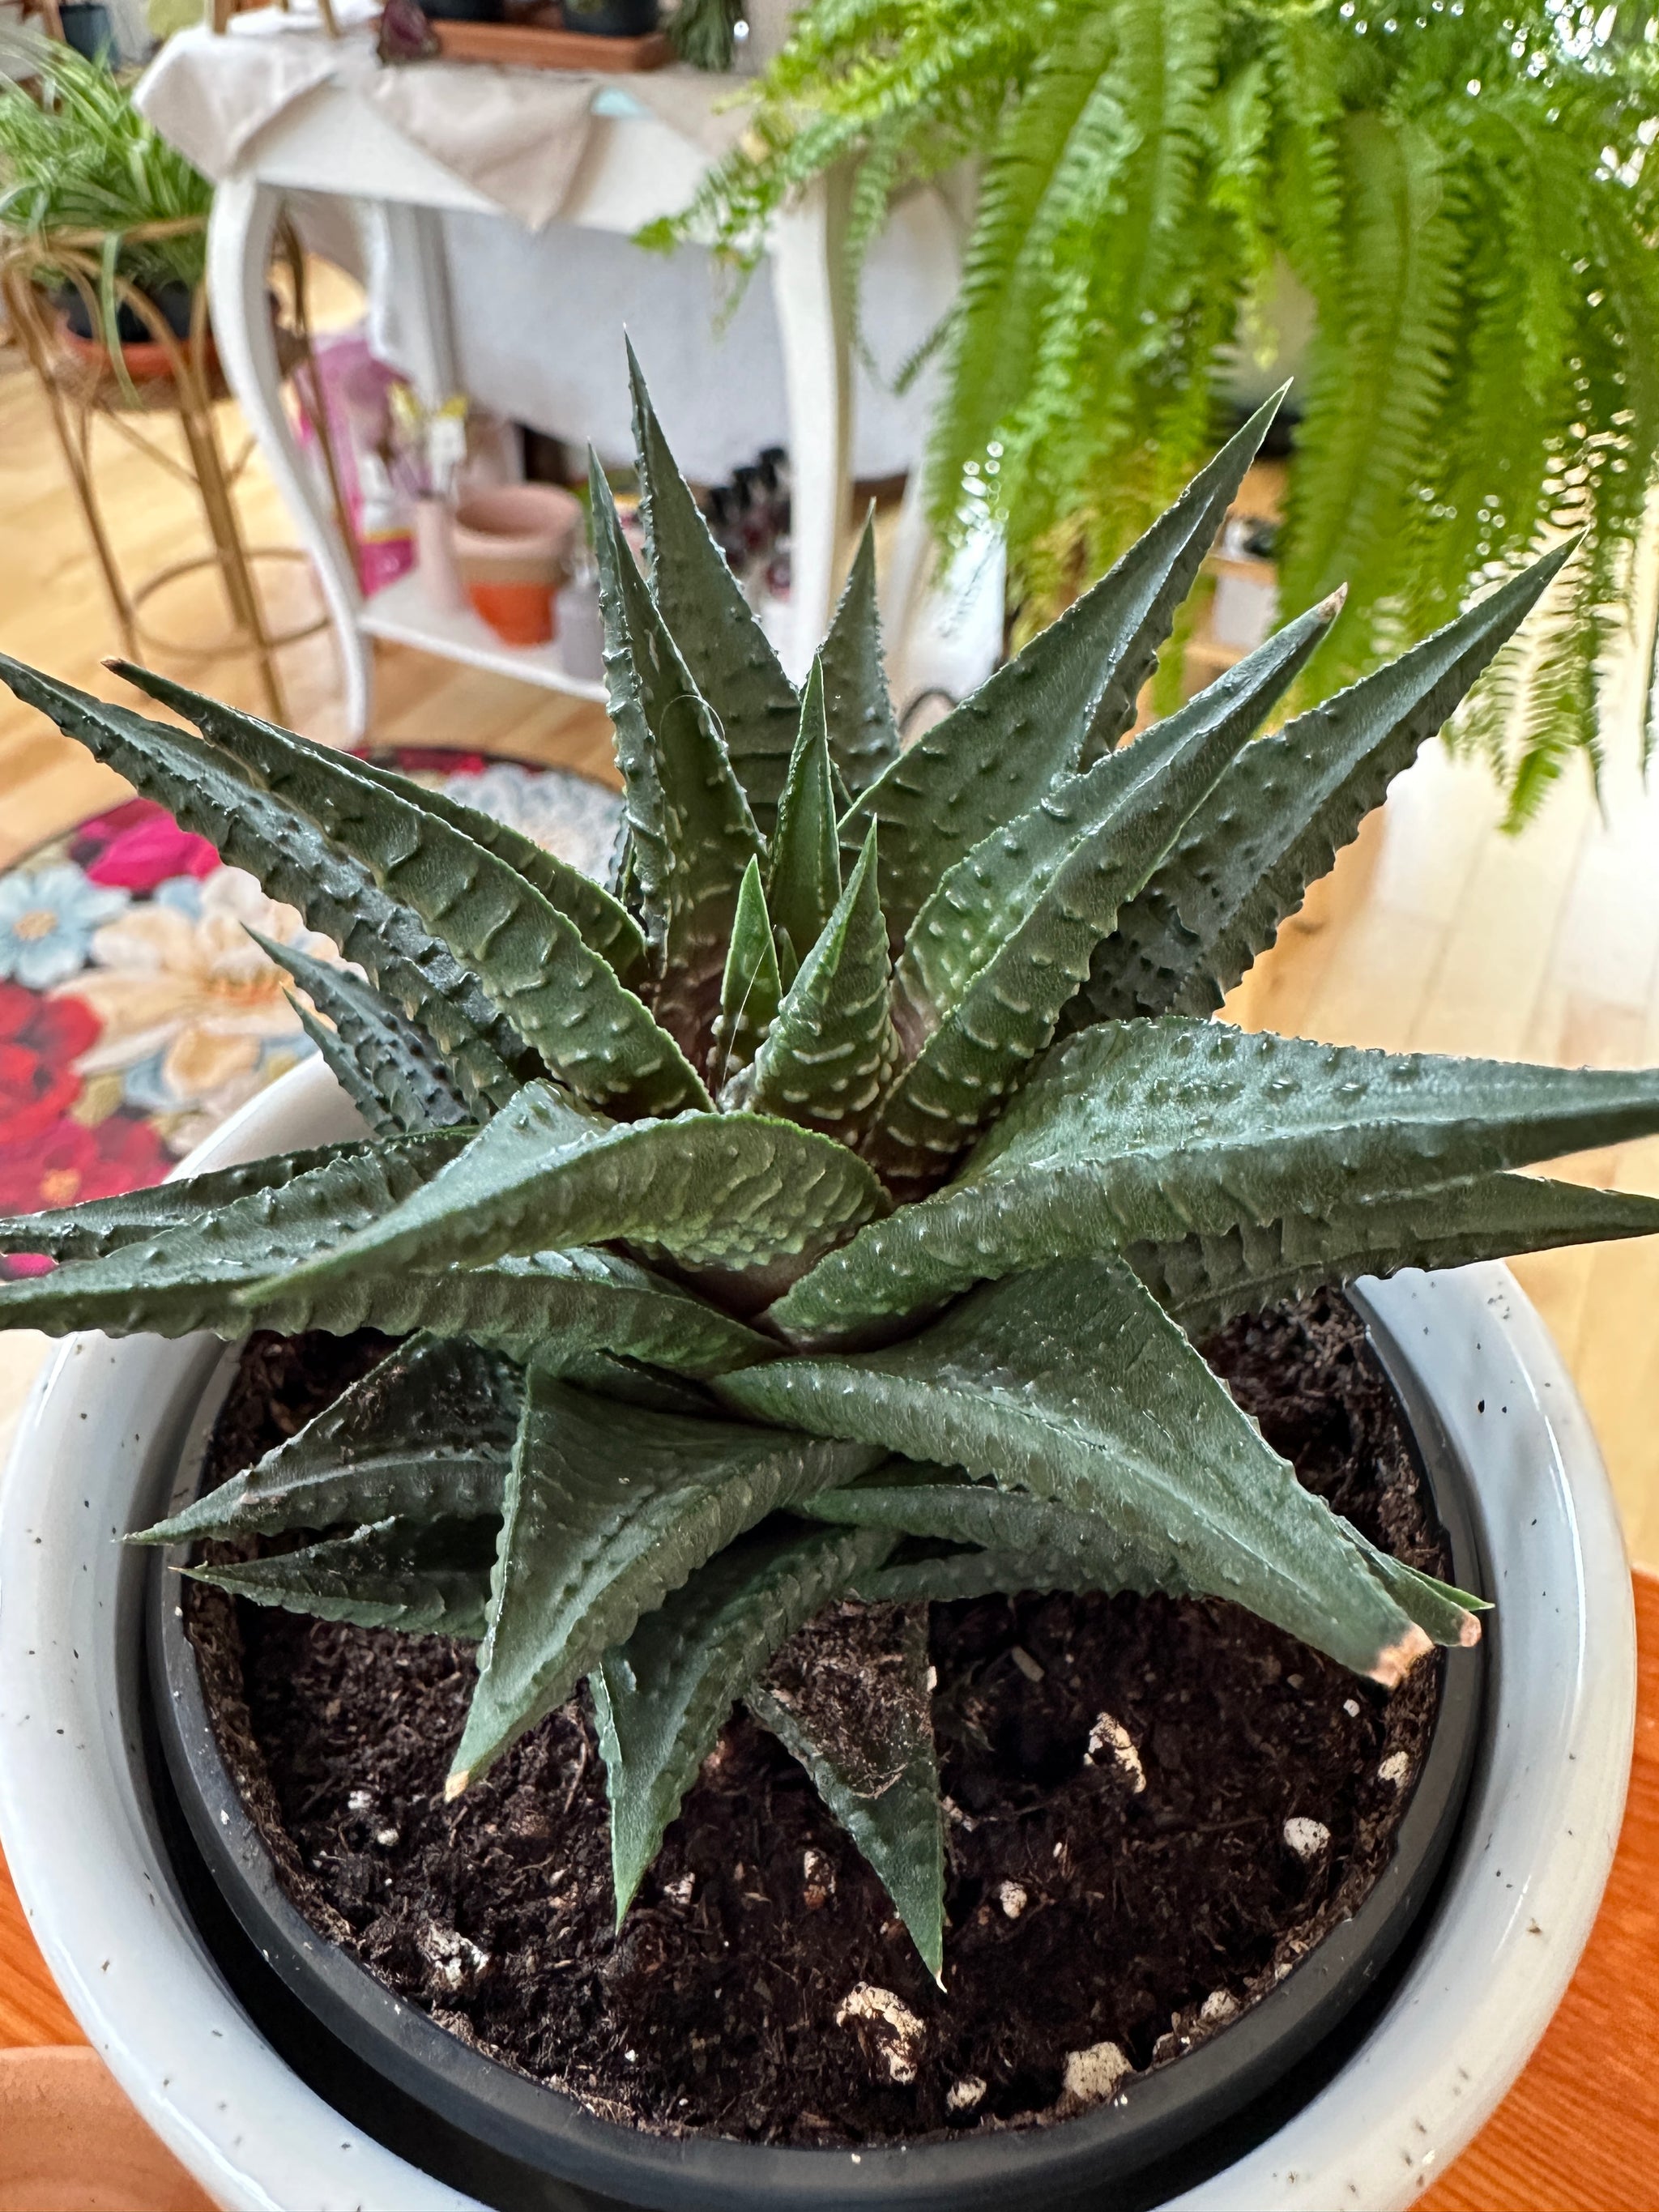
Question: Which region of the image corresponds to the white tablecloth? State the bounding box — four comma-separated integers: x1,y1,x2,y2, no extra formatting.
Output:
137,20,752,232
136,15,960,483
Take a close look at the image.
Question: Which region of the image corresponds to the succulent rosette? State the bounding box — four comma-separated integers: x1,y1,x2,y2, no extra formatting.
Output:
4,356,1659,1972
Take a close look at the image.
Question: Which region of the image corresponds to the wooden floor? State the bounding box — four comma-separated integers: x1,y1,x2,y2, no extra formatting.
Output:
8,320,1659,2204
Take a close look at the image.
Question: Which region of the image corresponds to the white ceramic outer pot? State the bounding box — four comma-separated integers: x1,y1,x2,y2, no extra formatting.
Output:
0,1058,1636,2212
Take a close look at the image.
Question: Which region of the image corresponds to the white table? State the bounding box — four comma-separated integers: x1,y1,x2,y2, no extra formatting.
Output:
203,68,869,734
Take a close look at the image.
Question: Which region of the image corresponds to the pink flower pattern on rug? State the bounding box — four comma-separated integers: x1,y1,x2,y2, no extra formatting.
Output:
0,760,621,1278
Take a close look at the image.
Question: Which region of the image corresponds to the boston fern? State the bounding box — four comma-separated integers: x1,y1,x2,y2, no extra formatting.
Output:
7,360,1659,1977
667,0,1659,820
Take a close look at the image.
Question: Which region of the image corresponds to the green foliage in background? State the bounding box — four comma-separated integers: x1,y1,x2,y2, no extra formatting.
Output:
9,362,1659,1967
666,0,1659,821
0,39,212,298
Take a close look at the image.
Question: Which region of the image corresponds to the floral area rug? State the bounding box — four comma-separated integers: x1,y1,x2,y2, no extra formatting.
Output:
0,751,621,1277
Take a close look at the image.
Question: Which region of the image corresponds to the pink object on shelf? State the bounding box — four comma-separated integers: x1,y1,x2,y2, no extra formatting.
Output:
292,331,416,598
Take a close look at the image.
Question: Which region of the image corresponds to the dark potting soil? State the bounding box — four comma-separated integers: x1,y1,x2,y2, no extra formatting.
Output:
184,1294,1445,2146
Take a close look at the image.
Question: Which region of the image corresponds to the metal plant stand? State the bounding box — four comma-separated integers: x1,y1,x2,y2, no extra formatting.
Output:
0,212,351,724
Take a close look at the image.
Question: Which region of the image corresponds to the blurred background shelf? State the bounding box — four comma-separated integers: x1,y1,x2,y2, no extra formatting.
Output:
356,571,608,705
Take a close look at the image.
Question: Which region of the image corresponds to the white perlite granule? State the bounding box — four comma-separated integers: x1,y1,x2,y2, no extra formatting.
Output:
803,1848,835,1907
419,1924,490,1991
947,2076,987,2112
1282,1817,1331,1861
1062,2039,1131,2106
1378,1751,1410,1786
996,1880,1028,1920
1200,1989,1239,2024
1085,1711,1146,1792
834,1984,927,2085
663,1873,695,1906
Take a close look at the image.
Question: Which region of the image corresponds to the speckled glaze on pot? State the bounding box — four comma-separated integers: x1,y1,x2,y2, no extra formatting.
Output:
0,1058,1637,2212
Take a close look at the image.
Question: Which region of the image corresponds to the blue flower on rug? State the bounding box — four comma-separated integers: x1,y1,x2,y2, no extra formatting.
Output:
0,863,129,991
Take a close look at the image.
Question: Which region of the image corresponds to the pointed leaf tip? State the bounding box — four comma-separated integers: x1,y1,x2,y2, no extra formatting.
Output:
769,658,842,965
623,353,798,832
1370,1623,1435,1689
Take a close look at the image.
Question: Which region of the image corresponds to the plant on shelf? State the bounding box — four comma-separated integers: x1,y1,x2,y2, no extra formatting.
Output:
0,36,212,335
7,357,1659,1974
662,0,1659,821
667,0,744,70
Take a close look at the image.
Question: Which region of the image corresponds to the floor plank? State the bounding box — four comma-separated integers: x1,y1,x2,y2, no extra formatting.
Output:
0,1844,83,2048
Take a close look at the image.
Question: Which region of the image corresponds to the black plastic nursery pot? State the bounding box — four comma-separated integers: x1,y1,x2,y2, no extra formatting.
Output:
57,2,115,59
144,1290,1487,2212
559,0,659,35
53,278,195,347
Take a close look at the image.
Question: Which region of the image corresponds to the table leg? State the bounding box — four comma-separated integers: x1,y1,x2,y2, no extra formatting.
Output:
374,203,460,409
770,166,855,684
877,462,937,712
207,173,372,739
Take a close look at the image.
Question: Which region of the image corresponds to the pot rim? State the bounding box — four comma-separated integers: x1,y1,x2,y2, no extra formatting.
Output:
0,1057,1637,2212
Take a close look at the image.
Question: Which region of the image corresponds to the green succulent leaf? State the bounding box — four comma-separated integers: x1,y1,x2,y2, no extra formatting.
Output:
589,1519,893,1920
1130,1172,1659,1337
0,1148,750,1375
561,1355,717,1418
803,1462,1204,1596
711,856,784,1090
861,620,1323,1191
767,658,843,965
853,1545,1099,1605
628,340,800,831
106,661,700,1118
747,1600,944,1979
1081,541,1576,1024
723,1255,1463,1680
0,659,526,1112
842,388,1286,938
190,1515,497,1638
448,1368,884,1792
249,929,472,1138
139,1334,518,1545
458,1247,775,1375
1336,1523,1488,1647
893,595,1338,1042
0,1136,391,1261
778,1019,1659,1338
111,663,648,986
740,826,898,1147
591,462,765,1049
258,1081,889,1307
0,1132,471,1341
818,512,901,798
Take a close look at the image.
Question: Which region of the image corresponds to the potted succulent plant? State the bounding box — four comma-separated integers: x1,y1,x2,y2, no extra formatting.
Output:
0,356,1649,2210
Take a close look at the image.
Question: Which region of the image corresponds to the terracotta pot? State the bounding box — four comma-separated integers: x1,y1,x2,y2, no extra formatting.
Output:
0,2047,215,2212
452,484,582,648
52,281,215,383
53,314,217,385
